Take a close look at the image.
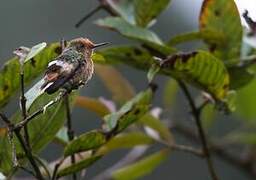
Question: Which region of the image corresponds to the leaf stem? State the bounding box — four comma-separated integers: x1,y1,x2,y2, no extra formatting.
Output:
178,81,219,180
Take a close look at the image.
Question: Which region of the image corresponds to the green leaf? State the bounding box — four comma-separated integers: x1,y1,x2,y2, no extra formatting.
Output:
97,132,154,155
96,17,163,45
25,79,45,110
75,96,111,117
225,132,256,145
95,64,135,104
0,43,59,107
57,155,101,178
228,67,255,90
99,47,229,101
160,51,230,100
24,42,47,63
236,79,256,122
112,149,169,180
104,0,135,24
199,0,242,61
139,114,173,143
103,89,153,132
162,78,179,108
64,131,106,157
134,0,170,27
201,103,216,129
147,63,160,83
0,92,76,174
98,46,155,69
167,30,225,46
54,127,69,146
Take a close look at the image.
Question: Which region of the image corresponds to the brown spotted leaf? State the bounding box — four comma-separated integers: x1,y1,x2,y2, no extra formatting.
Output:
199,0,242,62
160,50,229,100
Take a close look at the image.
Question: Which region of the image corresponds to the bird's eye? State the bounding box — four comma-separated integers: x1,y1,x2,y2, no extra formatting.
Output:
80,44,85,48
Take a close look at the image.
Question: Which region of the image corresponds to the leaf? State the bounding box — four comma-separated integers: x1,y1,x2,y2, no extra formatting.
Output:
24,42,47,62
0,43,59,107
112,149,169,180
95,64,135,103
25,79,45,110
98,46,155,69
92,53,106,64
54,127,69,146
64,131,106,157
225,132,256,145
0,172,6,180
228,66,255,90
236,79,256,122
0,92,76,174
104,0,135,24
57,155,101,178
134,0,170,27
96,17,163,45
162,78,179,108
99,47,229,101
75,96,110,117
139,114,173,143
147,63,160,83
167,30,225,46
199,0,242,61
97,132,154,155
201,103,216,129
160,51,230,100
103,89,153,132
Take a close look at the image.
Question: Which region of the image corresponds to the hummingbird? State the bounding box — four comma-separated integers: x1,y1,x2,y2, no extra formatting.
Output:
41,38,108,94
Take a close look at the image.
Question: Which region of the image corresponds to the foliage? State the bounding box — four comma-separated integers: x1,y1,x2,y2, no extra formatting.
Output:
1,0,256,179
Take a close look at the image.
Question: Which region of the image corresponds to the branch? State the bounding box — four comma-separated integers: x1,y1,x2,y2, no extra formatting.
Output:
64,94,77,180
178,81,219,180
172,123,256,178
14,91,67,130
0,113,44,180
75,5,103,28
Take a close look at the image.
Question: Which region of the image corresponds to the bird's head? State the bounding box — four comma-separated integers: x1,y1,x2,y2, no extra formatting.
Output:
68,38,108,56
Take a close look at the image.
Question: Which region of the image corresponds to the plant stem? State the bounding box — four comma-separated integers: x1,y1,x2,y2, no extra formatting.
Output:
75,5,103,28
20,71,30,149
0,113,44,180
64,94,77,180
178,81,219,180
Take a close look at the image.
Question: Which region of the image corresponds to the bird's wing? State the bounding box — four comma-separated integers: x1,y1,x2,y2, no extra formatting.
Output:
41,56,81,93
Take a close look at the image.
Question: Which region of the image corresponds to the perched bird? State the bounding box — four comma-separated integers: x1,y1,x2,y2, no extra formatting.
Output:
41,38,108,94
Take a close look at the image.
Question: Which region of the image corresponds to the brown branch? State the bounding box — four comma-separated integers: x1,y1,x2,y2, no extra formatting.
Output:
178,81,219,180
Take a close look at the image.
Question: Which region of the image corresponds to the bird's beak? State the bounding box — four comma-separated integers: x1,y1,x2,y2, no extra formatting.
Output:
93,42,109,49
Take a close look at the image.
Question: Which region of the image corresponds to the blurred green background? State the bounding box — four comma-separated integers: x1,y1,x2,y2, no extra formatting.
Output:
0,0,252,179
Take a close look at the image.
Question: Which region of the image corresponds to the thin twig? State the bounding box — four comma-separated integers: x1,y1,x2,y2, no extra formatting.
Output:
20,65,30,149
52,158,65,180
75,5,103,28
64,94,77,180
0,113,44,180
172,123,256,178
178,81,219,180
169,143,204,157
14,91,67,130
